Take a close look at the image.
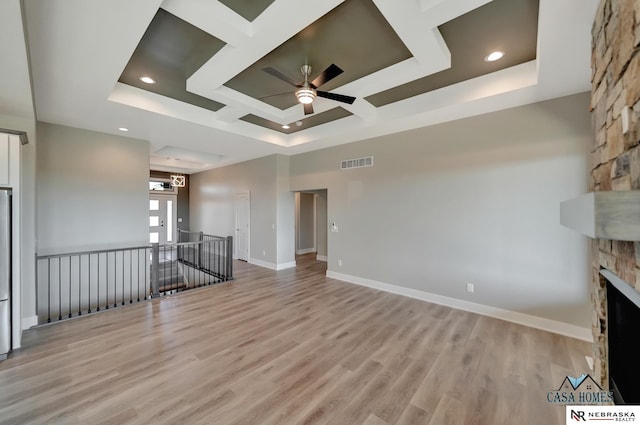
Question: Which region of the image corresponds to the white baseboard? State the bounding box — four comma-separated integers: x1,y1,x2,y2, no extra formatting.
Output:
296,248,316,255
277,261,297,270
22,315,38,330
326,271,593,342
249,258,297,271
316,255,328,262
249,258,276,270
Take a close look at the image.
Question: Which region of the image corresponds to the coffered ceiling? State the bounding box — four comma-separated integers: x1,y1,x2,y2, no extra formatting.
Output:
18,0,598,173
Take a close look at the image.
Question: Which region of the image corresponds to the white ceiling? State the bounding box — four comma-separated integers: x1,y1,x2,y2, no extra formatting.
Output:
8,0,598,173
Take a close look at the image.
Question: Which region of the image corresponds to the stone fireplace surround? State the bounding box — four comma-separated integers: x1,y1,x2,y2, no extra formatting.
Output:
590,0,640,388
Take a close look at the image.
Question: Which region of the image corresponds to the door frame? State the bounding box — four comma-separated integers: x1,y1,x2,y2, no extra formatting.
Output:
235,192,250,261
295,191,318,255
149,193,178,244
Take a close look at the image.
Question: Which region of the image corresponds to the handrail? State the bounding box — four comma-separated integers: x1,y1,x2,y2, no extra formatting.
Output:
37,244,151,260
177,229,228,241
36,238,226,258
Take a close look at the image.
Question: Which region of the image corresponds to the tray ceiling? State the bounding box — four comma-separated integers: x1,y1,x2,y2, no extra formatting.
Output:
117,0,537,134
20,0,598,173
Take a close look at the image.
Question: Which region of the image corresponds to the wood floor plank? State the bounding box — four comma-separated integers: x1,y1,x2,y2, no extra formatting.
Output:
0,255,590,424
362,413,388,425
395,403,432,425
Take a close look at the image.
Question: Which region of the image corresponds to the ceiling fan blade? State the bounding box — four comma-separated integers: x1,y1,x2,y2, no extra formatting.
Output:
303,103,314,115
316,91,356,105
262,67,300,87
311,64,343,88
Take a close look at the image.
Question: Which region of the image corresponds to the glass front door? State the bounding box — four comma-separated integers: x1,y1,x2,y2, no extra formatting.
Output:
149,195,176,244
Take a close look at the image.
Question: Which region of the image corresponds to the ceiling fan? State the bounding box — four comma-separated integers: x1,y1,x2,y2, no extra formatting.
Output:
262,63,356,115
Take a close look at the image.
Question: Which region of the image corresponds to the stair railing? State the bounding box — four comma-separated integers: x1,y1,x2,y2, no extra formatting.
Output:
36,232,233,324
151,232,233,298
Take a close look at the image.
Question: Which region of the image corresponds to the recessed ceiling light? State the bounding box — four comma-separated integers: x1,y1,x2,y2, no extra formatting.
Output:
118,127,129,132
485,51,504,62
295,121,303,127
282,125,290,129
139,76,155,84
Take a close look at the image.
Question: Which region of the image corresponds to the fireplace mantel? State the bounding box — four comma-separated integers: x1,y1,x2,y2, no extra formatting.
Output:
560,191,640,241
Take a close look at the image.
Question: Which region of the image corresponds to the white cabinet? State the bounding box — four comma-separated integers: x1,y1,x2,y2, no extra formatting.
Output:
0,133,9,185
0,133,22,351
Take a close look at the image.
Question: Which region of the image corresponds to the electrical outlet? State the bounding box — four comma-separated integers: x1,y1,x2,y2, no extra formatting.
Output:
338,259,343,267
466,283,474,293
262,249,266,257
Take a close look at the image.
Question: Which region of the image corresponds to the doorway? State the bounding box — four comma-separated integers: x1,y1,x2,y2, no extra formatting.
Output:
149,194,177,244
294,190,328,262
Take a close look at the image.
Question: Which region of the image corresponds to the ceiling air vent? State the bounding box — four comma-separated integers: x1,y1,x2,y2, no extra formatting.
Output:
340,156,373,170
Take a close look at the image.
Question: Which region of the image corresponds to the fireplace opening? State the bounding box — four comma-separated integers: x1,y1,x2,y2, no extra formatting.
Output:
605,270,640,404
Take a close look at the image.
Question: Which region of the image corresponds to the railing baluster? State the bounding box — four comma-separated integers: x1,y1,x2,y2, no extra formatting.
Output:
47,258,51,323
68,256,72,318
129,250,133,304
114,251,118,307
58,257,62,321
122,251,125,306
78,255,82,316
145,248,149,299
88,254,92,314
97,253,100,312
106,252,110,310
198,231,203,269
138,248,142,302
151,243,159,298
227,236,233,281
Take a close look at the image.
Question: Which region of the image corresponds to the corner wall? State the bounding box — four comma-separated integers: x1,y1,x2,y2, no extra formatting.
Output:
189,154,295,270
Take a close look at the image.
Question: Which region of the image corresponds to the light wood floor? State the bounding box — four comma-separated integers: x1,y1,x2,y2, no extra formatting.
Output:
0,254,590,425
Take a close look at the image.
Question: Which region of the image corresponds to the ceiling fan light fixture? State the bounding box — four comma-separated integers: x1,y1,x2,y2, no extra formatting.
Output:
296,87,316,104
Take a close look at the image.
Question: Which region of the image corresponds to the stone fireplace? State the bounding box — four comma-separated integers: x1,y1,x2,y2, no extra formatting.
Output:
589,0,640,388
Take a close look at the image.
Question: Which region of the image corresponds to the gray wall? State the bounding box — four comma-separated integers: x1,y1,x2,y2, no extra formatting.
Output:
276,155,295,265
289,93,593,327
36,122,149,253
190,154,295,268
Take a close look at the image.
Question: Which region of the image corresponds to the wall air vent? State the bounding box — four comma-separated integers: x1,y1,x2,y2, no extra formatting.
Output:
340,156,373,170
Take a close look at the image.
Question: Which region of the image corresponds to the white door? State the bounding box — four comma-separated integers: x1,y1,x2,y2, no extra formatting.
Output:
235,193,250,261
149,194,177,244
